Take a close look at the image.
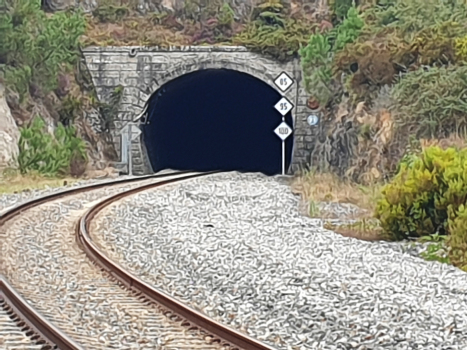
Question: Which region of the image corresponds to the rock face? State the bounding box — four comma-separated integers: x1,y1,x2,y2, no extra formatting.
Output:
0,83,20,171
42,0,97,13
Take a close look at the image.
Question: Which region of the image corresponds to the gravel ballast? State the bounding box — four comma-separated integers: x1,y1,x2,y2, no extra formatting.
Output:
2,175,228,349
90,172,467,350
0,170,187,212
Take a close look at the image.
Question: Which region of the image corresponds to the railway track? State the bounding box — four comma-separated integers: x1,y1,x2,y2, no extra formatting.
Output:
0,286,50,350
0,171,278,350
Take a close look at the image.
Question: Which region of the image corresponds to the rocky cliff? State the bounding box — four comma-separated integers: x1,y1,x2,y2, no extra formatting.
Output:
0,83,20,171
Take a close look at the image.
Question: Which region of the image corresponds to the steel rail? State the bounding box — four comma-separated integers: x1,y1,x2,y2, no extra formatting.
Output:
78,171,279,350
0,170,196,350
0,275,81,350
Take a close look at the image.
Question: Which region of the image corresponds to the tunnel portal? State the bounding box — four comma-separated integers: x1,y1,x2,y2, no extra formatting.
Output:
141,68,294,176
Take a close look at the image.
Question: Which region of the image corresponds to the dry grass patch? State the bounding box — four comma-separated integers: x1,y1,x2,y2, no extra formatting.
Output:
291,169,388,241
291,170,383,213
82,14,192,47
323,220,390,242
0,171,79,194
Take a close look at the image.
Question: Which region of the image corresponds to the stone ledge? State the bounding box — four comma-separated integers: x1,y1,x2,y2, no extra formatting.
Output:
81,45,250,53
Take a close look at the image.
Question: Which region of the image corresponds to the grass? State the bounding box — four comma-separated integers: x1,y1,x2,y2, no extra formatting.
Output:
291,169,386,241
0,169,79,194
323,220,389,242
417,233,450,264
291,169,454,265
291,169,383,213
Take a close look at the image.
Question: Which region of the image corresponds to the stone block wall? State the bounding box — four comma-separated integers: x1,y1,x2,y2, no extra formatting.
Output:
81,46,318,175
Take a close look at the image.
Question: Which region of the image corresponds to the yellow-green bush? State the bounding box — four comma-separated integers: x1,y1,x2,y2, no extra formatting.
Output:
375,146,467,241
455,35,467,62
448,204,467,271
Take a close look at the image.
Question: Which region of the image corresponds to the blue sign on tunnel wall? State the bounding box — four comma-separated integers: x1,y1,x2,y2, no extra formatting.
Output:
141,69,294,176
307,114,319,126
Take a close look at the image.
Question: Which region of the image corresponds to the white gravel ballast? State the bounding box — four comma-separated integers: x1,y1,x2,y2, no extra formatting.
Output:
90,172,467,350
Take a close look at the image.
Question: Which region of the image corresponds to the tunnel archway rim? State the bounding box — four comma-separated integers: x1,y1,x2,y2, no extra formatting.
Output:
139,61,296,123
139,66,296,174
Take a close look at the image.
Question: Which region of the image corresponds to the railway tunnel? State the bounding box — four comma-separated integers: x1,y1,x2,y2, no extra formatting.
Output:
141,68,294,176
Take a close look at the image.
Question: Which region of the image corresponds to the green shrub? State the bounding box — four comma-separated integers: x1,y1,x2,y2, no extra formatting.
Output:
375,146,467,241
18,117,87,177
0,0,86,102
299,33,333,105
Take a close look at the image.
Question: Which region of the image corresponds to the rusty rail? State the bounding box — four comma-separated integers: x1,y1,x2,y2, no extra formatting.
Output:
0,275,84,350
78,172,279,350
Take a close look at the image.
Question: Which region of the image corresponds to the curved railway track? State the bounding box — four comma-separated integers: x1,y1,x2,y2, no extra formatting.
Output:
0,171,278,350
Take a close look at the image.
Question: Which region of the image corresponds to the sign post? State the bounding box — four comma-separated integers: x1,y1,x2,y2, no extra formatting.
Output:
274,122,293,175
282,139,285,175
273,72,295,175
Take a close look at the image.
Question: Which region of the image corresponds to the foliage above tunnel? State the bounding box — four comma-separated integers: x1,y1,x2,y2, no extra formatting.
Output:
233,0,315,61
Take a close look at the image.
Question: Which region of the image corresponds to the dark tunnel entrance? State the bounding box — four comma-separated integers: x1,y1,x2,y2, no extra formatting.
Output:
141,68,294,176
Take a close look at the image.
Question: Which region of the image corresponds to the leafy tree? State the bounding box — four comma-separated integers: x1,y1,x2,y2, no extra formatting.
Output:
0,0,86,102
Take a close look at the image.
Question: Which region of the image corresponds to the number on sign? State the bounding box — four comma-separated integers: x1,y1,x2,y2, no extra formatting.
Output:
279,127,289,134
280,103,288,110
280,78,287,85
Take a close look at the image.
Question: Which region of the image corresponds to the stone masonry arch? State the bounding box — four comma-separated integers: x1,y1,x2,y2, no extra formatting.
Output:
81,46,315,175
143,59,284,103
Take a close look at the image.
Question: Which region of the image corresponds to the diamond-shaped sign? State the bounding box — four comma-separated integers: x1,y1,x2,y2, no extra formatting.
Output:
274,122,293,140
274,97,294,116
274,72,294,92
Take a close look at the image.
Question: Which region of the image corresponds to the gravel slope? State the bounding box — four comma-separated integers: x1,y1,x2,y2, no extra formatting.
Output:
90,172,467,350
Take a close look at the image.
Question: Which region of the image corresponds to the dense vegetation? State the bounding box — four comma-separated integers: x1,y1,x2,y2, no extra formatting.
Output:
18,117,87,176
298,0,467,270
0,0,122,177
0,0,86,102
